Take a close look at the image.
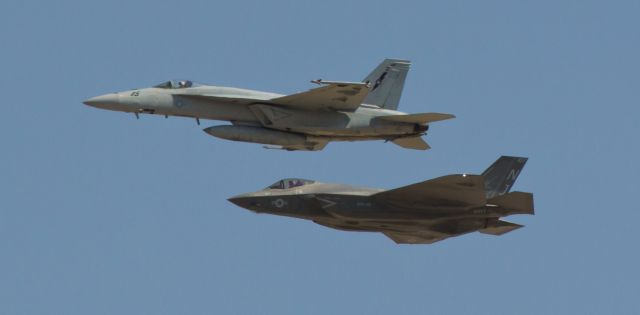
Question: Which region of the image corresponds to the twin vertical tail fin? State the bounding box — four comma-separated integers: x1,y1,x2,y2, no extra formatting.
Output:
481,156,528,199
362,59,411,110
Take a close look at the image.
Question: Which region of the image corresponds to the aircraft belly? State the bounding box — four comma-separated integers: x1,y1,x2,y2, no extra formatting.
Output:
326,207,462,221
293,125,414,137
250,104,416,137
287,119,417,137
313,217,485,238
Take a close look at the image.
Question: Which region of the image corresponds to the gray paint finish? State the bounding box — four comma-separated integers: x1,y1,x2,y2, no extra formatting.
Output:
84,59,454,151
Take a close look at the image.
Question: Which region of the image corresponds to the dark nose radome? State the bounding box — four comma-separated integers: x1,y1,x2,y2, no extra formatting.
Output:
228,196,249,208
83,93,120,108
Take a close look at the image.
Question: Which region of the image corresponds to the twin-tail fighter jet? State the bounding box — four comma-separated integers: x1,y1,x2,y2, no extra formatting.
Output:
229,156,534,244
84,59,454,151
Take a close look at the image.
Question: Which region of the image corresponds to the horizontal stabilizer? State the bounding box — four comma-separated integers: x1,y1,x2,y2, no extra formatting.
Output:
374,174,486,206
487,191,535,215
392,136,430,150
376,113,455,124
479,220,523,236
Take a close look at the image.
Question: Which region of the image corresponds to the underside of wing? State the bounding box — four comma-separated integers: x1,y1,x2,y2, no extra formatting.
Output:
383,231,449,244
272,141,329,151
373,174,486,207
313,219,450,244
269,83,369,111
313,219,368,232
392,136,430,150
376,112,456,124
385,218,523,243
479,219,523,236
313,217,523,244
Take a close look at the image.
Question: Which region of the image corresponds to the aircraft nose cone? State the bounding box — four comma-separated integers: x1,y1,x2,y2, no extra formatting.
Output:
228,194,265,212
83,93,120,109
228,196,251,209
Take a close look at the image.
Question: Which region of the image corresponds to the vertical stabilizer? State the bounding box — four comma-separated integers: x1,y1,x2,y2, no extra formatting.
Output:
362,59,411,110
481,156,528,199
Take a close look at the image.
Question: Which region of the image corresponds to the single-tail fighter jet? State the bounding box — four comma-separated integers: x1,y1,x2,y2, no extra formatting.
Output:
84,59,454,151
229,156,534,244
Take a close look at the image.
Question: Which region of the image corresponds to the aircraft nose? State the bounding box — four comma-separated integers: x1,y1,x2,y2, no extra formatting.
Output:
228,195,252,209
83,93,120,108
228,193,266,211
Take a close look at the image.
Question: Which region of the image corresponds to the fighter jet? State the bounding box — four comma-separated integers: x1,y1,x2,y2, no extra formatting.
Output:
83,59,454,151
229,156,534,244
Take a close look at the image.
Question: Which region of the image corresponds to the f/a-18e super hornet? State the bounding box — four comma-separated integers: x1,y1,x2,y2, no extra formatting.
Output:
229,156,534,244
83,59,454,151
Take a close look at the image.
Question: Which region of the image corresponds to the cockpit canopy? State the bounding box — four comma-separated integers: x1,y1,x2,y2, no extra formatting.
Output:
153,80,196,89
267,178,315,190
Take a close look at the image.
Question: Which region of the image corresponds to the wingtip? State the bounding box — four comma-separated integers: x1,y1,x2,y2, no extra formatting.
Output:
439,113,456,121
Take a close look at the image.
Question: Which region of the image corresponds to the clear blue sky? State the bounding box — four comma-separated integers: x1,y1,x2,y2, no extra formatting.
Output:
1,0,639,314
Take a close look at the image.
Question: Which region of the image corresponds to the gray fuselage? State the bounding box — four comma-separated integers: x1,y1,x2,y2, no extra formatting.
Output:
84,85,422,139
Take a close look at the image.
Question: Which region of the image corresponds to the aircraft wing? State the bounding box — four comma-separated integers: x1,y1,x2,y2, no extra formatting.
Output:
268,141,329,151
313,219,450,244
392,136,430,150
175,94,260,105
269,82,369,112
479,220,523,235
383,231,449,244
376,112,456,124
373,174,486,207
174,88,282,105
314,217,516,245
385,218,524,243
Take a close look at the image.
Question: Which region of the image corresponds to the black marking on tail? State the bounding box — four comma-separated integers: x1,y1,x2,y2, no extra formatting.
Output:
372,70,388,91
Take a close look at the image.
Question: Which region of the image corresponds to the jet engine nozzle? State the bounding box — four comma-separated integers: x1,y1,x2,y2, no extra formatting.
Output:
415,124,429,133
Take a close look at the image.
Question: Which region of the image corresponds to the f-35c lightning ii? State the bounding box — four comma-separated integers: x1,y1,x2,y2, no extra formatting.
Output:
229,156,534,244
84,59,454,151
